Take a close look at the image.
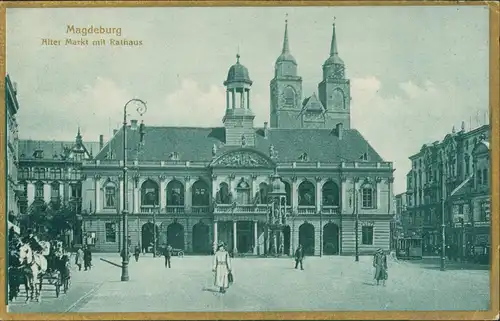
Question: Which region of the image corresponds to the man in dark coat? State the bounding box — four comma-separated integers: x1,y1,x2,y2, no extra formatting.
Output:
164,244,172,268
83,246,92,271
294,244,304,270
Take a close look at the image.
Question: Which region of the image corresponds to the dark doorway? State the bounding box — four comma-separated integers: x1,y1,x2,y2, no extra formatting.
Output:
141,222,159,253
237,221,252,254
167,223,184,250
192,222,210,254
299,223,315,256
283,225,291,255
323,223,339,255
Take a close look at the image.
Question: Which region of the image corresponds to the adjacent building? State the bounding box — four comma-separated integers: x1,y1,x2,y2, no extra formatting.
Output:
16,131,100,245
79,22,395,255
404,123,490,256
6,74,21,233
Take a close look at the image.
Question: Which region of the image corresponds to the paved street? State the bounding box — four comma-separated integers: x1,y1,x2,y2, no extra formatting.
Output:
8,254,489,313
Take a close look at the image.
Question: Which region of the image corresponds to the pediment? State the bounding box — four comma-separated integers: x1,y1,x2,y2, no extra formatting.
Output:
210,148,275,168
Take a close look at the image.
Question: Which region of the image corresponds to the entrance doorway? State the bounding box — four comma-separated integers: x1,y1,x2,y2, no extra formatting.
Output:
323,223,339,255
237,221,252,254
299,222,315,255
192,222,210,254
167,222,184,250
141,222,159,253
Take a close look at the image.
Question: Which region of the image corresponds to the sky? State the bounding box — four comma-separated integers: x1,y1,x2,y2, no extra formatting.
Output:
6,5,490,194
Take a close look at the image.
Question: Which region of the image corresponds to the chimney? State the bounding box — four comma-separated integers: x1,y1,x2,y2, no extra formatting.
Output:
130,119,138,130
113,129,118,136
336,123,343,140
99,135,104,150
264,122,269,138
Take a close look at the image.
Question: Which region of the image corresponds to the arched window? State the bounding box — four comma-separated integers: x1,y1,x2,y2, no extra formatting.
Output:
104,182,117,209
35,181,44,199
217,182,231,204
236,180,251,204
192,180,209,206
361,183,376,209
322,181,340,206
141,179,159,206
483,169,488,186
259,183,269,204
298,181,315,206
50,181,60,202
476,170,482,187
167,180,184,206
284,86,295,106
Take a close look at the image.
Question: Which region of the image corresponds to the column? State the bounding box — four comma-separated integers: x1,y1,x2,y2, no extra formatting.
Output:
247,89,250,109
376,178,381,209
341,176,346,213
27,183,34,204
291,179,298,210
240,90,245,109
388,177,394,214
133,185,140,214
43,183,51,203
232,88,236,109
233,220,238,254
213,220,218,245
94,177,101,213
226,90,230,109
211,175,218,205
159,178,166,212
253,220,258,255
119,178,124,212
315,178,322,213
184,176,192,211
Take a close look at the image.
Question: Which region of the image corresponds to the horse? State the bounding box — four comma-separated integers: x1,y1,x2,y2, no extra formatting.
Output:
19,243,47,302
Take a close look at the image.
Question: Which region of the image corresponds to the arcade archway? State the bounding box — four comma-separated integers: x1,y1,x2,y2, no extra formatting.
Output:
192,222,210,254
299,222,315,255
167,222,185,250
323,223,339,255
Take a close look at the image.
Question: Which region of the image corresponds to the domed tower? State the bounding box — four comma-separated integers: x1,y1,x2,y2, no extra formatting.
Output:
318,21,351,129
223,54,256,146
270,18,303,129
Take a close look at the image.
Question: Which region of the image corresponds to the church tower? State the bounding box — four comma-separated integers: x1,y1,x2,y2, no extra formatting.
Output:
223,54,256,146
270,18,303,129
318,22,351,129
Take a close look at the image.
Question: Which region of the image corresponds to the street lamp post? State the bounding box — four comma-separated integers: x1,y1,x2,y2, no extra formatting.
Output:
153,203,157,258
121,98,147,282
440,161,446,271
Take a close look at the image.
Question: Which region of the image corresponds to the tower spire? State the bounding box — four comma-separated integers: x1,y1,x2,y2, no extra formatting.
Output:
330,17,338,57
282,14,290,54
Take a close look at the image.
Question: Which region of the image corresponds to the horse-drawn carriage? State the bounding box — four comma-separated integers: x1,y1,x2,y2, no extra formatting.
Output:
14,239,71,302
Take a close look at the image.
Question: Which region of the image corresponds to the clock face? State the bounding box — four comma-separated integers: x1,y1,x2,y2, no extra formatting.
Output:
334,64,345,79
331,89,345,109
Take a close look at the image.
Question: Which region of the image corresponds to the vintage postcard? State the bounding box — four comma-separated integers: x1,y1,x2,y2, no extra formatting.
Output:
1,1,498,320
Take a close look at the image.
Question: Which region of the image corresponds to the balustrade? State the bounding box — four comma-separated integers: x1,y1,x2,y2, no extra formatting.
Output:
297,206,316,215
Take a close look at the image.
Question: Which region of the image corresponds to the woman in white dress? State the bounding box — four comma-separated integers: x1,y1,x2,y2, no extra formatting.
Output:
212,242,232,293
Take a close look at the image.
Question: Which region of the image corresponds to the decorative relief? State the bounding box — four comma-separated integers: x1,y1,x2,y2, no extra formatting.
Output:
291,175,298,183
388,177,395,184
118,175,124,181
211,151,273,168
159,175,167,181
353,177,360,183
184,176,191,182
340,175,347,182
251,174,258,180
211,174,217,180
94,174,101,181
228,173,236,180
375,177,383,183
315,176,322,183
81,174,87,180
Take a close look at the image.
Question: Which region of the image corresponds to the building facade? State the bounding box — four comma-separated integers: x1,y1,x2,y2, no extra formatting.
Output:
80,22,395,256
404,123,490,256
17,131,100,244
6,75,21,233
391,192,406,249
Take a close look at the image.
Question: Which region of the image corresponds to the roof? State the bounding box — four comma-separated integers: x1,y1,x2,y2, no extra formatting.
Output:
95,126,385,163
18,139,101,161
224,54,252,85
301,93,325,114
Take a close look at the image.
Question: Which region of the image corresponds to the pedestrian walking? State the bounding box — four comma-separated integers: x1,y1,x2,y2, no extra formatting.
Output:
134,245,140,262
212,241,232,293
164,244,172,268
294,244,305,270
75,247,83,271
373,248,388,286
83,246,92,271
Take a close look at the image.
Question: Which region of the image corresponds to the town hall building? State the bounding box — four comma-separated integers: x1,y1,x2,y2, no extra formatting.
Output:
77,21,395,256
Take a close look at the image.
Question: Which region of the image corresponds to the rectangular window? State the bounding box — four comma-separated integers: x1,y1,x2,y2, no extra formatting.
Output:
362,226,374,245
105,223,117,243
105,187,116,208
361,187,374,208
458,204,464,214
51,184,60,201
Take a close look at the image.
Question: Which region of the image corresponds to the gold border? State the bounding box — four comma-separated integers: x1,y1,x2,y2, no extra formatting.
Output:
0,1,498,320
